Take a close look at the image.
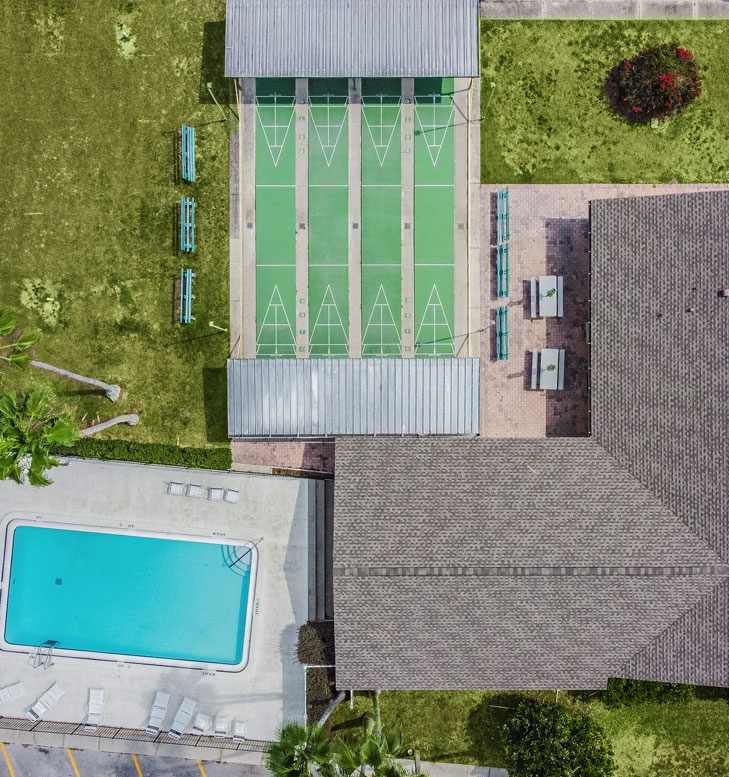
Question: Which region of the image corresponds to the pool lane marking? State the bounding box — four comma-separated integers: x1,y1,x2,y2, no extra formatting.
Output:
66,749,81,777
1,743,16,777
132,753,144,777
197,761,208,777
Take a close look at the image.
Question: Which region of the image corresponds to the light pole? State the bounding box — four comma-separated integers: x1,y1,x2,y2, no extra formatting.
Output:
206,81,227,121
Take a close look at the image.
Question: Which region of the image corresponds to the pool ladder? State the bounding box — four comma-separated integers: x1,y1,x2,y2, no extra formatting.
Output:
33,640,58,669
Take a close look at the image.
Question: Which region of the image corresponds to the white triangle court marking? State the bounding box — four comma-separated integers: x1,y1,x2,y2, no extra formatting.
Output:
310,285,349,352
309,96,349,168
257,284,296,356
255,95,296,168
362,96,402,167
415,283,454,354
414,96,455,167
362,284,401,352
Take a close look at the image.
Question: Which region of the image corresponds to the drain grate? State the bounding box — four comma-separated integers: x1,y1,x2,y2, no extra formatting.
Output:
55,578,62,585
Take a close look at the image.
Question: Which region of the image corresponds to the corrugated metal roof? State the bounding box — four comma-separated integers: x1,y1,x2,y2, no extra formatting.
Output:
227,358,480,437
225,0,479,78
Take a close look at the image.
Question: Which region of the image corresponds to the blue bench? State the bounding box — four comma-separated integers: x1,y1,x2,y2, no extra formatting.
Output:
497,243,509,298
496,306,509,360
497,186,510,244
180,124,196,182
180,196,195,252
180,269,196,324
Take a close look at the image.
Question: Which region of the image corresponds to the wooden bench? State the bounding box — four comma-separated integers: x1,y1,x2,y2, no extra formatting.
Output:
180,268,196,324
530,277,537,318
530,350,538,389
497,186,510,244
557,276,564,318
497,243,509,298
496,306,509,360
557,348,565,390
180,196,195,252
180,124,196,182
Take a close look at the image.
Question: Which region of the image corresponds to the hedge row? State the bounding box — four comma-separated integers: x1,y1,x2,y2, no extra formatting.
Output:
59,439,232,471
603,677,694,707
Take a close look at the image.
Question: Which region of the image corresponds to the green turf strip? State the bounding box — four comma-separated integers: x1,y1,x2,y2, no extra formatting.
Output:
413,84,455,357
361,91,402,357
255,80,297,357
308,85,349,357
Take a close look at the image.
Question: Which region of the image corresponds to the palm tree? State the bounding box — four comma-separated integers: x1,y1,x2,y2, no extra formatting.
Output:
0,387,79,486
0,310,40,371
81,414,139,437
334,731,408,777
267,723,335,777
30,360,122,401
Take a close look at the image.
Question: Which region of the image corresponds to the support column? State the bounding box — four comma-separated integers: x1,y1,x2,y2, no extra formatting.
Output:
295,78,309,357
453,77,470,357
467,77,482,358
348,78,363,358
401,78,415,357
239,77,256,358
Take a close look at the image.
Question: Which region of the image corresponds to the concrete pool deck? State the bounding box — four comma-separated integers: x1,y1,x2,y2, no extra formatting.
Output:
0,458,310,751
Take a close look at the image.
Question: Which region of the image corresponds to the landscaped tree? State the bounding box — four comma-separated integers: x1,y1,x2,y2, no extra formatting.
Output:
334,730,409,777
266,723,335,777
0,386,80,486
0,309,40,370
605,43,702,123
502,700,615,777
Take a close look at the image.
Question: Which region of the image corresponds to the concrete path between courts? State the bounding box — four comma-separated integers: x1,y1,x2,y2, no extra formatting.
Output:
481,0,729,18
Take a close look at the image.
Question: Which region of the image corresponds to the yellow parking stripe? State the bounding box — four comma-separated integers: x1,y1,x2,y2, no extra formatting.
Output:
0,743,16,777
66,749,81,777
132,754,144,777
197,761,208,777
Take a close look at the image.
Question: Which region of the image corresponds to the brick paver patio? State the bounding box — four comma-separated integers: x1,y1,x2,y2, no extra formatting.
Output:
480,183,729,438
231,440,335,474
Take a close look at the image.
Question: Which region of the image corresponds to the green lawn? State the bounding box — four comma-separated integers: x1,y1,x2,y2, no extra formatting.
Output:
0,0,232,446
330,690,729,776
481,20,729,183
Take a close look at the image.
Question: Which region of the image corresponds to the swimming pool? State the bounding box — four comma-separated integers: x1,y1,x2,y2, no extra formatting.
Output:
0,519,257,671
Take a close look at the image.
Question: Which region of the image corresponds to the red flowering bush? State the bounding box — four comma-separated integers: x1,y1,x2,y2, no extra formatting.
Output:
604,43,702,122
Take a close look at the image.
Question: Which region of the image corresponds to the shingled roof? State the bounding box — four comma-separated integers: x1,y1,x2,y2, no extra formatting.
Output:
333,192,729,690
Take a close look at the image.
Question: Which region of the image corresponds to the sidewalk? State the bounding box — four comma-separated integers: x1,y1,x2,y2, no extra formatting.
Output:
415,761,508,777
481,0,729,18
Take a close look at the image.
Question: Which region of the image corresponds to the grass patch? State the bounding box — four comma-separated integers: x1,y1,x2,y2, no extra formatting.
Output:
480,20,729,183
0,0,233,447
330,690,729,776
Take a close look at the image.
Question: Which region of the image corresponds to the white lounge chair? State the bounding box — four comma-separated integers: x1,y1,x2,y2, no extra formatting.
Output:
192,711,211,735
85,688,105,731
26,682,65,721
169,696,198,739
146,690,171,734
186,484,203,498
208,487,224,501
167,482,184,496
213,715,229,737
0,682,26,705
224,489,240,503
232,719,247,743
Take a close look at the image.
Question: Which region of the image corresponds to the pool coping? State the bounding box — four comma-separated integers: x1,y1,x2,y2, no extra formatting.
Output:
0,512,259,673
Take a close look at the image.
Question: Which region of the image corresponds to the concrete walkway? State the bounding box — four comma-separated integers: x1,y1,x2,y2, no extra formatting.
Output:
415,760,508,777
481,0,729,17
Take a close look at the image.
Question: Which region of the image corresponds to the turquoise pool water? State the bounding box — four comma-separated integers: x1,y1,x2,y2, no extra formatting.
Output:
3,525,254,665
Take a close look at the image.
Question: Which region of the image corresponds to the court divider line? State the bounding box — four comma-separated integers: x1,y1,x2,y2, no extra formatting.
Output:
0,743,16,777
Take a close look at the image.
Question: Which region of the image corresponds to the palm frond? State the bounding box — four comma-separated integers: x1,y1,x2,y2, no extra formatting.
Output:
0,310,17,337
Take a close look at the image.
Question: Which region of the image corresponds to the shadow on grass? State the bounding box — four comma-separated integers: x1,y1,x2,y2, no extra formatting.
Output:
465,692,523,767
199,20,226,105
202,366,228,443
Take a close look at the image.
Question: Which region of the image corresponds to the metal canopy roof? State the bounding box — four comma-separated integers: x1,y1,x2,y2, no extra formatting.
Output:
225,0,479,78
227,358,480,438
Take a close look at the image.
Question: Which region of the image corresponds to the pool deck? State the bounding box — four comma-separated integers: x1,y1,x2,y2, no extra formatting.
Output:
0,458,310,752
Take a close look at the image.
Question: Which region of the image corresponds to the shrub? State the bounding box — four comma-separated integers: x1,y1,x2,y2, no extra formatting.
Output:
605,43,702,122
502,700,615,777
59,438,232,470
298,621,335,665
602,677,694,707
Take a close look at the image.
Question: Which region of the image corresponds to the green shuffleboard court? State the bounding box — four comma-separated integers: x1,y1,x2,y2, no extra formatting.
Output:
361,78,402,357
414,78,455,357
256,78,297,357
308,79,350,357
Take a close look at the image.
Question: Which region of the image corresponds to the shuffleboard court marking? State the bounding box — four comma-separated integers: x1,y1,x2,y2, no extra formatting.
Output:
310,285,349,354
1,744,16,777
309,94,349,167
255,94,296,167
414,95,455,168
362,95,402,167
67,749,81,777
132,754,144,777
362,284,401,355
257,285,296,356
415,284,455,355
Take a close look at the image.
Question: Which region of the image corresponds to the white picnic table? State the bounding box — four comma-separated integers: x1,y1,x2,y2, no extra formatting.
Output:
539,276,558,317
539,348,560,390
